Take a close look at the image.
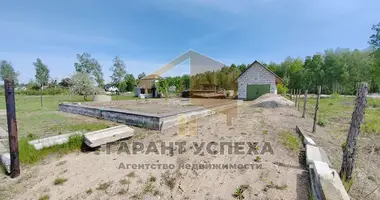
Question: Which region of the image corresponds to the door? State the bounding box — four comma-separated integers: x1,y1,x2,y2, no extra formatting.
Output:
246,84,270,100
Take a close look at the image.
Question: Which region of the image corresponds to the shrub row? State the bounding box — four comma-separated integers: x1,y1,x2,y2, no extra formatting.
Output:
0,88,70,96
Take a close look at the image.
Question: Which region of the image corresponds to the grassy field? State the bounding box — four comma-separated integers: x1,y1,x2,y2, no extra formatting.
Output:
303,95,380,199
306,96,380,135
0,94,135,164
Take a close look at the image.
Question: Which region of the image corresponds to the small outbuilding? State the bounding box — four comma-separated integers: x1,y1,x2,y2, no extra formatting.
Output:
136,74,161,98
237,61,282,100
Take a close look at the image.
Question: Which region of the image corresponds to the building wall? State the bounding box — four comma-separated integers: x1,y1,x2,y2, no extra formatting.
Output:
238,63,277,99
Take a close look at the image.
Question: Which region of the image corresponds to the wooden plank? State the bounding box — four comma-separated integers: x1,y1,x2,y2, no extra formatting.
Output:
84,125,134,148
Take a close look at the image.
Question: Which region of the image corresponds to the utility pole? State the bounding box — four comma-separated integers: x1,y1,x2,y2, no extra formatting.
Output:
4,80,20,178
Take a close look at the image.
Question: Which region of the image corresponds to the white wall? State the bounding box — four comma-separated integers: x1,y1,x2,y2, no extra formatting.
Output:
237,63,277,99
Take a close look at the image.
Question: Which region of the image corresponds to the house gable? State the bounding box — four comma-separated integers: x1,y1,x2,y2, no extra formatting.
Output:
237,62,278,99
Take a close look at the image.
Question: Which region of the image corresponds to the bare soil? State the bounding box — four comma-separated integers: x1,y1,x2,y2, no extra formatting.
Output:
0,100,310,200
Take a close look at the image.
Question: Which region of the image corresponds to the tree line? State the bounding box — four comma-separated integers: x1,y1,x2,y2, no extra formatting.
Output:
159,23,380,95
1,22,380,97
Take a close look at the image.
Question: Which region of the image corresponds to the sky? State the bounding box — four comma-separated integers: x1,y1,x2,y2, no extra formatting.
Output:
0,0,379,83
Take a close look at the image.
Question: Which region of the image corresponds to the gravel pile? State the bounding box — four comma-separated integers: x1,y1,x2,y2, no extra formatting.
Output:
252,94,295,108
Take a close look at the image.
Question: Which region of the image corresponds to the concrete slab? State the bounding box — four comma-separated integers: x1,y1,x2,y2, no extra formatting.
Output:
306,145,331,167
304,136,316,146
0,153,10,174
313,160,331,175
28,131,82,150
319,147,332,167
84,125,134,148
320,169,350,200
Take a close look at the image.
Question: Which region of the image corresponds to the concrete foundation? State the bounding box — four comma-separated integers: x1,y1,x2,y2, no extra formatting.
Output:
59,100,241,131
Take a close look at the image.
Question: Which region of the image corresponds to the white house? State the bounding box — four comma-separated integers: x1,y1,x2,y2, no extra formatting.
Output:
237,61,282,100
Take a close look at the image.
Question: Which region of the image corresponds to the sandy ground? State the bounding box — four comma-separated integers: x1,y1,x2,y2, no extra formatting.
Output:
0,100,310,200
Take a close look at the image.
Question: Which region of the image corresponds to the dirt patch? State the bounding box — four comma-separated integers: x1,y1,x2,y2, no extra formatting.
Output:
0,102,309,200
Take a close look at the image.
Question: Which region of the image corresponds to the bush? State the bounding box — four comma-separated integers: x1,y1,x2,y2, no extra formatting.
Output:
277,84,288,95
0,87,69,96
280,131,301,151
317,116,329,127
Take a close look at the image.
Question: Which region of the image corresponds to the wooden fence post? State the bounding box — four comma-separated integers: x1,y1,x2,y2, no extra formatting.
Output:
302,90,308,118
297,89,301,111
340,83,368,182
312,86,321,133
290,89,293,101
4,80,20,178
294,89,298,107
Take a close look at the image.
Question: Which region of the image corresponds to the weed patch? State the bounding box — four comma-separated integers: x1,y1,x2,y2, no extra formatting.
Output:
38,195,50,200
232,185,249,199
54,177,68,185
317,115,329,127
280,131,301,152
119,178,130,185
19,135,84,164
86,188,93,194
96,181,112,191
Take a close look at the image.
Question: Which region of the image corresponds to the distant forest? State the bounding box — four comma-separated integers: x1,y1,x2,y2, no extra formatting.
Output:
160,23,380,95
159,48,379,95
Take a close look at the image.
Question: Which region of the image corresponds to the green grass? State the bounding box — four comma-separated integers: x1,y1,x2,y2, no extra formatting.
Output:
306,97,380,135
54,177,68,185
38,195,50,200
19,135,84,164
280,130,301,152
0,94,137,164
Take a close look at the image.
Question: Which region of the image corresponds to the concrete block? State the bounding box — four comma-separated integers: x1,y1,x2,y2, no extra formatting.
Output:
28,131,82,150
319,169,350,200
311,161,350,200
306,145,331,167
304,136,316,146
319,148,332,167
0,153,10,173
313,160,331,175
84,125,134,148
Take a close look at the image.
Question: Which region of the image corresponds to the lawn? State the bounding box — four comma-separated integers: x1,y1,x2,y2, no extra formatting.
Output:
0,94,135,138
0,94,135,164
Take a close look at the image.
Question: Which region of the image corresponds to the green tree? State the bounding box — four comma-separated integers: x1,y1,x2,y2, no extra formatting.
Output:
0,60,19,83
34,58,50,107
123,74,136,92
369,23,380,91
74,52,104,87
110,56,127,88
70,72,96,101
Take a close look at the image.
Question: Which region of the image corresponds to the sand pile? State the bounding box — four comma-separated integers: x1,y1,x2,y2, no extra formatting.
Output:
252,94,295,108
